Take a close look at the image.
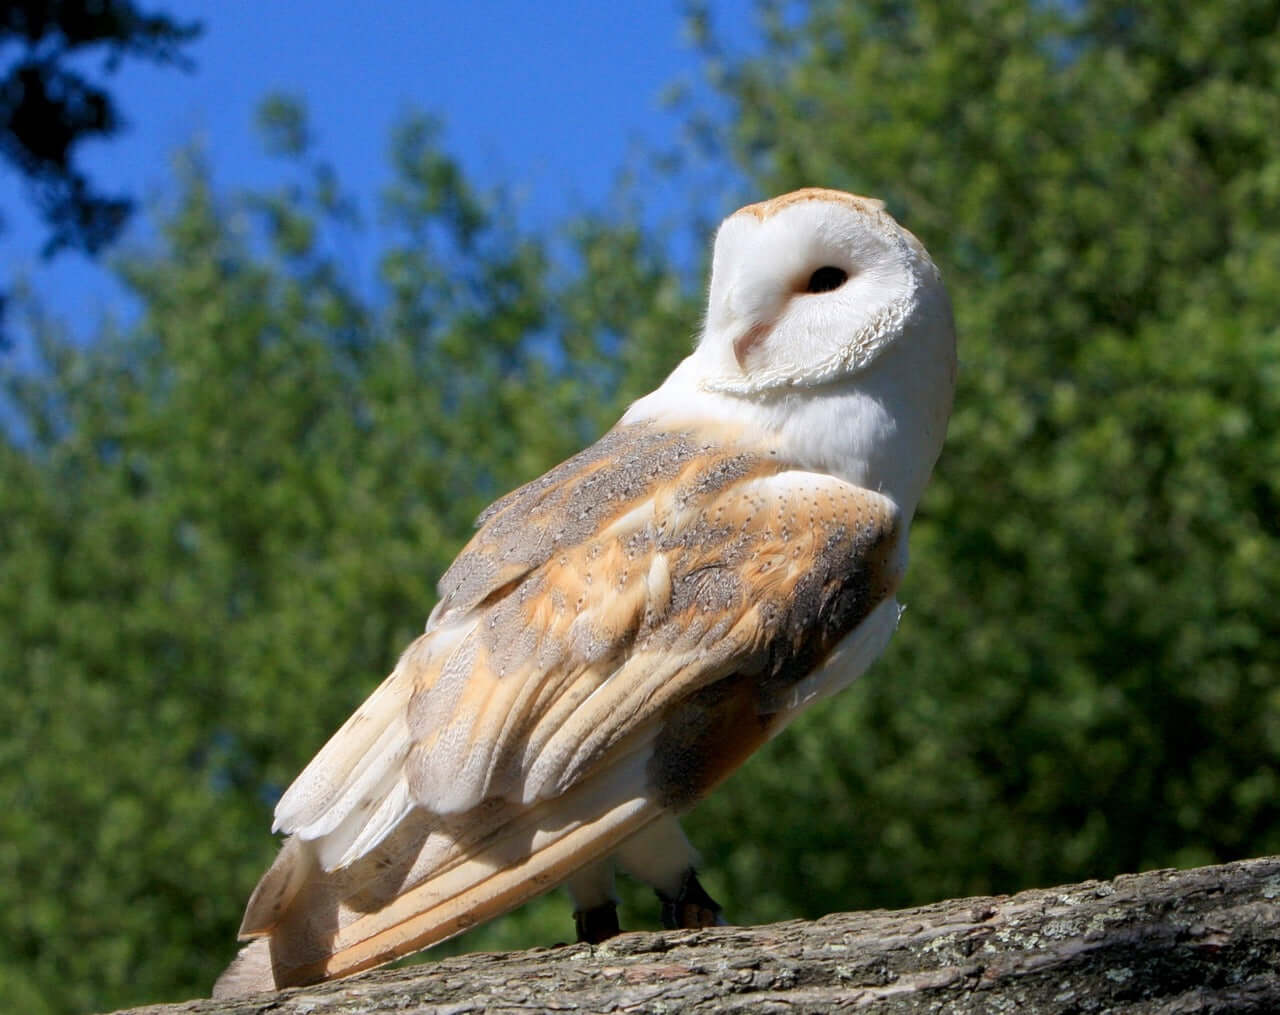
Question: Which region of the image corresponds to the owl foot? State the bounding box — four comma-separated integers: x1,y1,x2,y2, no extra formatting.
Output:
658,869,725,930
574,900,621,944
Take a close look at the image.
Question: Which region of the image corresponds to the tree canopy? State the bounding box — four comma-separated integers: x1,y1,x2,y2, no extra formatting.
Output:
1,2,1277,1011
0,0,200,342
0,0,199,256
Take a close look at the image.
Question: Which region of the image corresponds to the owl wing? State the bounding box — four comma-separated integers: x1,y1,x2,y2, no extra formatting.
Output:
216,422,904,996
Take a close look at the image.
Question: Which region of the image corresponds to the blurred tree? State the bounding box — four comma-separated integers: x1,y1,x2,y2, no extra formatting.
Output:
0,1,200,340
0,97,690,1012
677,0,1280,920
3,0,1279,1010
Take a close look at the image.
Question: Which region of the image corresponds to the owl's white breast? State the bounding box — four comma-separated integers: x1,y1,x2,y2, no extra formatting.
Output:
622,302,952,523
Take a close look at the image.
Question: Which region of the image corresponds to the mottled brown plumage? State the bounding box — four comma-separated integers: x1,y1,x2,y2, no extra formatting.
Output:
219,422,902,992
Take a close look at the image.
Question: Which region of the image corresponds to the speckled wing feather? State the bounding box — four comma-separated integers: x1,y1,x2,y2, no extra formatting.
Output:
217,421,903,995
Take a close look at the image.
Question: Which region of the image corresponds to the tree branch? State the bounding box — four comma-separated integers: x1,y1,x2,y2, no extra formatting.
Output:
118,855,1280,1014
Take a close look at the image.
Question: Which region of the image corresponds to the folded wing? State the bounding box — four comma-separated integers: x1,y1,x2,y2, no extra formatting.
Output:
216,422,904,996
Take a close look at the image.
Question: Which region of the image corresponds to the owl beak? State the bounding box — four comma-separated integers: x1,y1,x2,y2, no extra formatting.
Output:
732,321,771,369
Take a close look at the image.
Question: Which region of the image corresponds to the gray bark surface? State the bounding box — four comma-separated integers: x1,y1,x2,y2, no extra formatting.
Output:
116,855,1280,1014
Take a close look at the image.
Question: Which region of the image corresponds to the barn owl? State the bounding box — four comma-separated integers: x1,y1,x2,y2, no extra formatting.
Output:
214,188,956,997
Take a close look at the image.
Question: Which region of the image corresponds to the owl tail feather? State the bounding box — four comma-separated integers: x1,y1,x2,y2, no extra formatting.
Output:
212,751,661,998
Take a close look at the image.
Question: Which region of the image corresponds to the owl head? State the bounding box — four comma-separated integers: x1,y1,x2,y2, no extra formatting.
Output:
697,188,953,398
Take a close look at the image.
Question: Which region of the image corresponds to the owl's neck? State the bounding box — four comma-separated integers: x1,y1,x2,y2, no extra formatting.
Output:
622,316,953,520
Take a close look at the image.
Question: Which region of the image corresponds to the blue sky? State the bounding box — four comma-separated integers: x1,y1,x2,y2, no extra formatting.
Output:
1,1,756,346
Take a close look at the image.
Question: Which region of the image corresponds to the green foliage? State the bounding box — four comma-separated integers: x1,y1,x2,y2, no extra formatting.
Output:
682,0,1280,917
0,101,696,1012
2,2,1279,1010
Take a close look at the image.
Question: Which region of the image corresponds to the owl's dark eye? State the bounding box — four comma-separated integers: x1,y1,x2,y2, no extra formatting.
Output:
805,266,848,293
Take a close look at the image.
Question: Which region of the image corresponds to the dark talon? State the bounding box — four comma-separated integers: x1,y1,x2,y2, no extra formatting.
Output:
574,900,621,944
657,869,724,930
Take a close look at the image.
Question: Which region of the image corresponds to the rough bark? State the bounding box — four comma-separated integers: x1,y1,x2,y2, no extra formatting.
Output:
117,855,1280,1014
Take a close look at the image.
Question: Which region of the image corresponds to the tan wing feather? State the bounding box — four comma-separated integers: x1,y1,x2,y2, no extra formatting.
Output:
217,748,662,996
220,421,903,995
